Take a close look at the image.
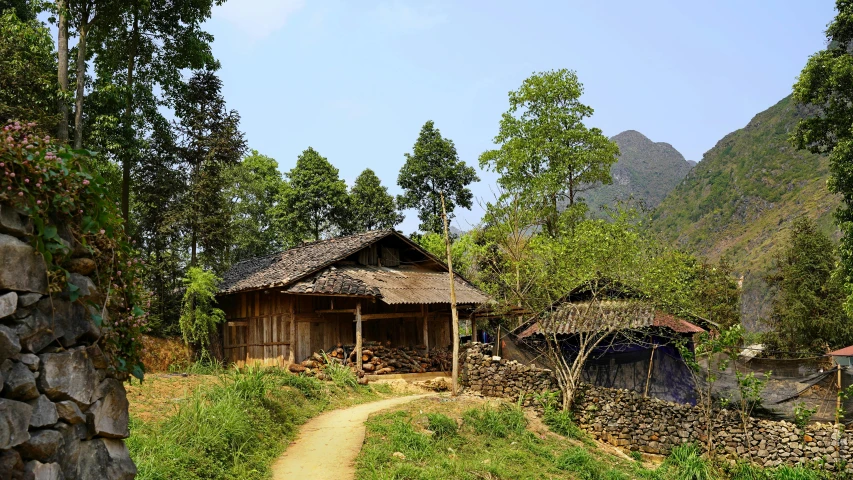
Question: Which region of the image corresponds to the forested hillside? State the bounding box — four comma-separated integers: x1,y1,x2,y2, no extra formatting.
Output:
650,95,839,327
580,130,694,214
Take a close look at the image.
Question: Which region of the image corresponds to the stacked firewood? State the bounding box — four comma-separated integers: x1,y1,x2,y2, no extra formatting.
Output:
288,342,451,375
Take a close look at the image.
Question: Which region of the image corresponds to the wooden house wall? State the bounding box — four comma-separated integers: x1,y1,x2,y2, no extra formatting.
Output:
221,291,457,366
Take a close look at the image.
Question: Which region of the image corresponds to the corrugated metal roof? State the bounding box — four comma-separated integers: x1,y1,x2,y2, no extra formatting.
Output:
339,265,489,305
830,345,853,357
516,300,704,338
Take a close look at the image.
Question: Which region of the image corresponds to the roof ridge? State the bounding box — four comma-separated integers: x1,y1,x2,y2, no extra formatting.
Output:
228,229,395,267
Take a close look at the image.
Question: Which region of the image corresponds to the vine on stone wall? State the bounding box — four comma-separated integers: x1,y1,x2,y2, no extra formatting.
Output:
0,120,147,379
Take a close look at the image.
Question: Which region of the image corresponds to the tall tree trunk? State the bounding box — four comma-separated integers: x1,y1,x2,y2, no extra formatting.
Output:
191,227,197,267
74,9,91,150
57,0,69,142
121,9,139,224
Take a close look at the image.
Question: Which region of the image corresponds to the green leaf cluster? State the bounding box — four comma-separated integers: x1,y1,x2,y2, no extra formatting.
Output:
178,266,226,359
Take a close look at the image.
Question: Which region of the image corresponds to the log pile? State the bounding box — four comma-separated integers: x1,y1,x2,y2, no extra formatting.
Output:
287,342,451,376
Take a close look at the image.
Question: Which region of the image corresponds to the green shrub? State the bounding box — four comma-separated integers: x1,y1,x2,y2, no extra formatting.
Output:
281,372,325,399
462,404,526,438
556,446,629,480
662,443,715,480
323,354,358,389
426,413,457,438
542,407,584,439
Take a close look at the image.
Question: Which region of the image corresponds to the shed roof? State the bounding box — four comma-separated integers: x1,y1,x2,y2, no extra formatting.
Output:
829,345,853,357
516,300,704,339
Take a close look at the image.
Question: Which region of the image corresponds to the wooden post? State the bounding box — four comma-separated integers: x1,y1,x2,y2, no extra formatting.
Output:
837,362,843,426
496,324,502,357
441,193,460,396
288,300,296,365
422,304,429,358
356,301,363,372
470,313,477,344
644,344,657,398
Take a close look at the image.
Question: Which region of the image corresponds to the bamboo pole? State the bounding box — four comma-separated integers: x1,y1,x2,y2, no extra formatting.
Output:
441,193,460,396
422,304,429,358
644,344,657,398
288,300,296,364
837,362,842,426
356,301,363,372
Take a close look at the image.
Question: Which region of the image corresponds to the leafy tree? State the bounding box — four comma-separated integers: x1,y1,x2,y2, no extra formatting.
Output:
765,217,852,354
792,1,853,311
179,267,226,360
227,150,286,261
691,258,741,330
175,69,246,272
480,69,620,236
277,147,348,242
0,0,39,21
345,168,403,233
88,0,219,222
0,10,59,131
398,120,479,234
413,231,479,280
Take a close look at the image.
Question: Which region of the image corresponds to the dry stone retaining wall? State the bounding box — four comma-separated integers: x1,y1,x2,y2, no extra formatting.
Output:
0,204,135,479
460,342,851,471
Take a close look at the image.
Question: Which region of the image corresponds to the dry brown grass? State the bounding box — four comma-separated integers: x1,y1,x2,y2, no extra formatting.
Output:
127,373,217,423
140,335,193,372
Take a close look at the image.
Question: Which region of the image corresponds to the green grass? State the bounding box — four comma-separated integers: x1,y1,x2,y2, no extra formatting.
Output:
127,366,388,479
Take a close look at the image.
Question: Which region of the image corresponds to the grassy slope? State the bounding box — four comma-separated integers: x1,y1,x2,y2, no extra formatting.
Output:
126,368,395,480
356,398,832,480
650,95,839,327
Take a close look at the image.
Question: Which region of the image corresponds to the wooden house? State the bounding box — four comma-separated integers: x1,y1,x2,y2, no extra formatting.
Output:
217,230,490,367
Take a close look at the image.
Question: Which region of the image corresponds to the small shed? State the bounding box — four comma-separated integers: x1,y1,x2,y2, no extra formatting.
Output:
515,280,705,404
217,230,490,368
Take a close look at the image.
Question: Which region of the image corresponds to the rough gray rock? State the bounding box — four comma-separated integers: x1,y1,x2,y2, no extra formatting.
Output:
34,298,99,348
15,307,59,354
19,353,39,372
17,428,63,462
0,204,33,238
87,379,129,439
71,438,136,480
3,360,39,400
27,395,58,428
17,293,41,308
0,324,22,362
25,460,64,480
55,401,85,425
0,398,32,448
0,291,17,319
37,349,95,406
64,258,96,276
0,233,48,294
62,274,98,302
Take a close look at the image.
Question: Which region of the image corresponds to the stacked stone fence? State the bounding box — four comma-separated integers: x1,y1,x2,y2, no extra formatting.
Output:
0,204,135,479
460,342,852,471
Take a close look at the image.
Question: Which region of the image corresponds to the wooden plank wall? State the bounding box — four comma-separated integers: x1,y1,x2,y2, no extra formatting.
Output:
221,291,457,365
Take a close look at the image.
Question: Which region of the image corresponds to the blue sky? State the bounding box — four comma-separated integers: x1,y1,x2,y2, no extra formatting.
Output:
205,0,835,234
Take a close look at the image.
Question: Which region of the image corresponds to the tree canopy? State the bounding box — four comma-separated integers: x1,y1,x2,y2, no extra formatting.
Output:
227,150,286,261
480,69,620,236
346,168,403,233
398,120,479,234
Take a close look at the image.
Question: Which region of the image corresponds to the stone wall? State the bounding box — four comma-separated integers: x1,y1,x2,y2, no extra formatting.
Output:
575,385,849,471
0,204,135,479
460,342,558,406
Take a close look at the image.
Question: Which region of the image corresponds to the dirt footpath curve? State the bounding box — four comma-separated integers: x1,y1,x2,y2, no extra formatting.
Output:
271,394,436,480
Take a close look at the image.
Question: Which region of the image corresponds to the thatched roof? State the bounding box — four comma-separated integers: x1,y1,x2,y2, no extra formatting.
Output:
516,299,704,339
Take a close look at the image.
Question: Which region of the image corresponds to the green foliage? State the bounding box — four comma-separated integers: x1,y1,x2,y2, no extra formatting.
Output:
397,120,479,234
345,168,403,233
542,407,585,439
480,69,620,236
412,231,480,279
425,413,457,438
277,147,349,242
179,267,226,358
226,150,286,261
765,217,852,354
0,11,58,131
792,1,853,313
793,402,817,432
0,120,147,378
321,354,358,389
662,444,716,480
556,446,629,480
461,404,526,438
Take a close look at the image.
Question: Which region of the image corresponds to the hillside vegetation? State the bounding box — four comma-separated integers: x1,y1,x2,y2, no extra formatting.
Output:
650,95,839,327
581,130,694,215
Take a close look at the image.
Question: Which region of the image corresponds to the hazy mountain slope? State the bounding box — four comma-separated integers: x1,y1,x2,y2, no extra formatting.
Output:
581,130,694,214
650,95,839,327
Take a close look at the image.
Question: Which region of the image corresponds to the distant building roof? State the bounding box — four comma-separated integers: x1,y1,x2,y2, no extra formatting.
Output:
829,345,853,357
516,300,704,339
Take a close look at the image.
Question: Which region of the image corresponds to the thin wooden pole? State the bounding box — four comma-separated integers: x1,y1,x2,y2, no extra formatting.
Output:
644,344,657,398
288,300,296,365
470,313,477,344
441,193,460,396
422,304,429,358
356,301,363,372
837,362,842,426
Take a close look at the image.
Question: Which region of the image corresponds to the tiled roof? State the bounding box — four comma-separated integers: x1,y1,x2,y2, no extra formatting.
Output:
219,230,392,294
516,300,704,339
285,266,380,297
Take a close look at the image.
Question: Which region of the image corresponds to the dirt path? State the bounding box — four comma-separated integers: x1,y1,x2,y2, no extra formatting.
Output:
271,394,435,480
